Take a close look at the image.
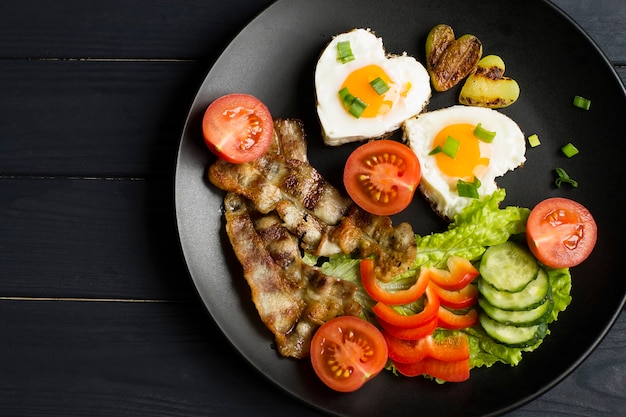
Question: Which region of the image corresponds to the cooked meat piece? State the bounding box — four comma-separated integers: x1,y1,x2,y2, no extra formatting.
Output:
269,118,308,163
224,193,306,341
209,151,351,225
211,118,419,358
223,192,361,359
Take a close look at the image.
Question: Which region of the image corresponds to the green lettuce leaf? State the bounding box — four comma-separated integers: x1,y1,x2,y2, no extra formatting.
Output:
414,189,530,269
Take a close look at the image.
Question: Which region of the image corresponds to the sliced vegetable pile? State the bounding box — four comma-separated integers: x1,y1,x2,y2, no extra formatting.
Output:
311,190,591,390
477,241,552,347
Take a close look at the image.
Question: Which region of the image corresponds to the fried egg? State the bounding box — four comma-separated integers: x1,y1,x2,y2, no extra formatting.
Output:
403,105,526,220
315,28,431,146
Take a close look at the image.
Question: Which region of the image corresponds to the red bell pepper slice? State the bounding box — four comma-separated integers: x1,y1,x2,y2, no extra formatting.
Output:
393,357,470,382
437,306,479,329
372,285,440,328
377,315,437,340
428,256,479,291
384,332,470,364
360,259,429,305
429,281,478,309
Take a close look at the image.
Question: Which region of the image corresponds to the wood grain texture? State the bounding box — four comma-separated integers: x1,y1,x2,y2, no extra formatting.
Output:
0,0,274,60
0,178,194,299
0,60,207,177
0,0,624,416
0,1,622,63
0,300,323,417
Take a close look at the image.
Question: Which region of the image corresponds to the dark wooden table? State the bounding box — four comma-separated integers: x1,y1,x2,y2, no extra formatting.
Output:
1,1,624,416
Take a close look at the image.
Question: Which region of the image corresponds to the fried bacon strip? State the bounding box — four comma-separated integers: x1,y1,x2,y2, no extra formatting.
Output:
209,118,417,358
209,119,417,279
224,192,361,358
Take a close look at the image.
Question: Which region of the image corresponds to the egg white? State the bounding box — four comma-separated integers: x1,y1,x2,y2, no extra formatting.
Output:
315,28,431,146
403,105,526,220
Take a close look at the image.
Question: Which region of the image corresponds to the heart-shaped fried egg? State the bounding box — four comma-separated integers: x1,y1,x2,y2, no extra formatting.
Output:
403,105,526,220
315,28,431,146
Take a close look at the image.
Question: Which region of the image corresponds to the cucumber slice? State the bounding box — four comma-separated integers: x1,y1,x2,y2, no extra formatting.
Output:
478,290,553,326
479,241,539,292
479,313,548,348
477,268,549,311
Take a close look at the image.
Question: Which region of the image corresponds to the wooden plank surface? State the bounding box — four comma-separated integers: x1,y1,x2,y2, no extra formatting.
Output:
0,178,193,299
0,0,624,416
0,300,323,417
0,0,623,63
0,60,206,177
0,0,274,60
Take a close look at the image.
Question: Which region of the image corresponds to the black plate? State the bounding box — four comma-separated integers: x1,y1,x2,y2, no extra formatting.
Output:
174,0,626,415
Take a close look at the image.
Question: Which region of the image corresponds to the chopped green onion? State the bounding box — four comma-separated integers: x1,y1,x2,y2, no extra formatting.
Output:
473,123,496,143
528,134,541,147
339,87,355,107
457,177,481,198
573,95,591,110
348,97,368,118
336,41,355,64
561,142,579,158
338,87,368,118
369,77,390,95
429,145,442,156
442,136,460,159
555,167,578,188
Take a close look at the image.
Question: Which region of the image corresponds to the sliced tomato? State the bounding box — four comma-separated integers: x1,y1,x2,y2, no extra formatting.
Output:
361,259,429,305
384,332,469,364
310,316,388,392
526,197,597,268
429,281,478,309
202,93,273,164
394,357,470,382
343,139,421,216
372,285,440,328
437,306,479,329
427,256,480,291
377,315,437,340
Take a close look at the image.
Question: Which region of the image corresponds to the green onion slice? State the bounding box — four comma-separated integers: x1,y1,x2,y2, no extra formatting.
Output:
573,95,591,110
555,167,578,188
349,97,368,118
442,136,460,159
339,87,355,107
338,87,368,118
561,142,579,158
473,123,496,143
528,134,540,147
429,146,442,156
369,77,390,95
457,177,481,198
336,41,355,64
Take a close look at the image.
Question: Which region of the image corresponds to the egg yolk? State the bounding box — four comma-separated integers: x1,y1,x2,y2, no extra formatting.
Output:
433,123,491,181
340,64,397,118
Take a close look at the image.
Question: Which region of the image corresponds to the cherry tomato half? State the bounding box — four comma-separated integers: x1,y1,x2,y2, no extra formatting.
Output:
310,316,388,392
344,140,421,216
526,197,597,268
202,93,273,164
